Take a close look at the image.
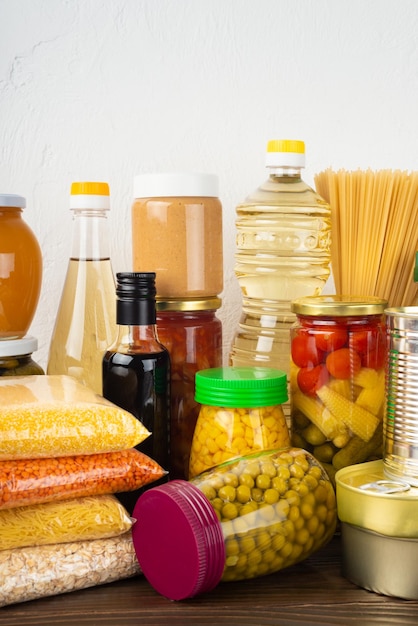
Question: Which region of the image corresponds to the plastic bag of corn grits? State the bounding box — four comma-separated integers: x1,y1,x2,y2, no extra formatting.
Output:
0,374,150,459
0,531,141,607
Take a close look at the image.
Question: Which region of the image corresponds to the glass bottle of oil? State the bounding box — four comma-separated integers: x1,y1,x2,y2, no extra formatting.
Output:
230,140,332,418
47,182,117,394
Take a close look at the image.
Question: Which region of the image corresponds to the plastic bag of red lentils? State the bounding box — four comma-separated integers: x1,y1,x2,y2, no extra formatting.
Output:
0,531,141,607
0,375,150,460
0,448,166,509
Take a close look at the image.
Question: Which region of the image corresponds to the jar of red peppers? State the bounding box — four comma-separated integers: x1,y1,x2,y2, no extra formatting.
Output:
156,297,223,479
290,295,387,484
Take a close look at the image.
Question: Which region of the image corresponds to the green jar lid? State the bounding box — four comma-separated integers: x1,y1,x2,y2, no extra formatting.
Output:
195,367,288,408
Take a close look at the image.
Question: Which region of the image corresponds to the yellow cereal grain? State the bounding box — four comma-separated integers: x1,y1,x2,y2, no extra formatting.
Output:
0,375,149,460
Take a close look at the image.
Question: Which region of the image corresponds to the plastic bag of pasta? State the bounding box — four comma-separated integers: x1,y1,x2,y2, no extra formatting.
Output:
0,495,134,551
0,448,166,509
0,375,150,460
0,531,141,607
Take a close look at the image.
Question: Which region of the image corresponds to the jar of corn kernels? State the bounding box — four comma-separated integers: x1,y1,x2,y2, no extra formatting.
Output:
290,295,387,484
188,366,289,478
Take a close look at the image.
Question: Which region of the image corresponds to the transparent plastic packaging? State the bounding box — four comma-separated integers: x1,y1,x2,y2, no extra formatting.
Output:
0,531,140,607
0,448,166,509
290,295,387,484
0,375,150,460
189,367,289,478
0,495,132,551
133,447,337,600
230,140,332,419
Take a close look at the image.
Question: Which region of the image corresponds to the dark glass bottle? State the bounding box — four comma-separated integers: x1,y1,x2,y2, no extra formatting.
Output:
102,272,170,513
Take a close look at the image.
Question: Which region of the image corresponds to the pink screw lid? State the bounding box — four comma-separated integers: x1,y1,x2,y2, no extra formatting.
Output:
132,479,226,600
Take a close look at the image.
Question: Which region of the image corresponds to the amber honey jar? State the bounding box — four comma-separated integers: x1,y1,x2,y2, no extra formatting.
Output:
0,194,42,338
290,295,387,483
156,298,223,479
131,172,223,299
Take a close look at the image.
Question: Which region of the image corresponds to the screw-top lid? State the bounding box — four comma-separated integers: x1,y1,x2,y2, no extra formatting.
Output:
156,296,222,312
195,366,288,407
132,480,225,600
116,272,157,326
0,336,38,357
0,194,26,208
265,139,306,168
291,295,388,317
133,172,219,198
70,182,110,210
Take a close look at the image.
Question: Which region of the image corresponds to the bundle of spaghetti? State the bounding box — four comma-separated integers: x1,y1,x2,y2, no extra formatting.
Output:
315,168,418,306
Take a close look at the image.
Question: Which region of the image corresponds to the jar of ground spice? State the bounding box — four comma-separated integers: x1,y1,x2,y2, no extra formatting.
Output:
131,172,223,299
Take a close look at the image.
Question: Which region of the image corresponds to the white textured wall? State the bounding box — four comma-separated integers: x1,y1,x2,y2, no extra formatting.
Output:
1,0,418,369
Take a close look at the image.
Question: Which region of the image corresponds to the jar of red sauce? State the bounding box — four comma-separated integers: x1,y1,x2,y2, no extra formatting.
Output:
290,295,387,484
156,297,223,479
0,194,42,338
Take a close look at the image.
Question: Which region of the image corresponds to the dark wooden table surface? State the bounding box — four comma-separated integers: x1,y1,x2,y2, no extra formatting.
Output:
1,535,417,626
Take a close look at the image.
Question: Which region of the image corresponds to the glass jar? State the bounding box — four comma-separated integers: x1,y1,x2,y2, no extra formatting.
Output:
132,447,337,600
189,366,289,478
0,336,44,376
290,295,387,484
156,298,223,480
131,172,223,299
0,194,43,339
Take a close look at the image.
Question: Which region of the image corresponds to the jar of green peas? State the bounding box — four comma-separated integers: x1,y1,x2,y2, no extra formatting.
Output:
132,446,337,600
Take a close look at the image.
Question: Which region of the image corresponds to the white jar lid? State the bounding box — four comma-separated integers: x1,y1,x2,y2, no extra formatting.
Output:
133,172,219,198
0,336,38,357
0,194,26,208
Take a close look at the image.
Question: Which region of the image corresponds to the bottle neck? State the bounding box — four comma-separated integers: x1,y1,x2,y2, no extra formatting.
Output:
113,322,165,354
70,208,111,260
267,166,303,179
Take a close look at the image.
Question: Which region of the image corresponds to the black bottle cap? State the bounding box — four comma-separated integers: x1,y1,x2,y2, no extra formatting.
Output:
116,272,157,325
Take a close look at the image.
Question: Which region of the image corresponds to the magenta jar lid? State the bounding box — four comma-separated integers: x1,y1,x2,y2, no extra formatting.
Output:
132,479,226,600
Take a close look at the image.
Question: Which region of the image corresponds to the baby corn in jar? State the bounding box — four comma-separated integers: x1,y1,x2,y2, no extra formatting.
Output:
290,296,387,484
189,367,289,478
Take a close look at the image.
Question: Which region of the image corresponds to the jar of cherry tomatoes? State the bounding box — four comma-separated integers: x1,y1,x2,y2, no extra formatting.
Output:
156,297,223,480
290,295,387,484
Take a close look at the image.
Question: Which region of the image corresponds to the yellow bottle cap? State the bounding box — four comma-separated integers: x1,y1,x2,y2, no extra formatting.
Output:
266,139,306,168
71,182,110,196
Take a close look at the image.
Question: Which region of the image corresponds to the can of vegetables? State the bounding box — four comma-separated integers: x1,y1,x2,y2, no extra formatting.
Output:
290,295,387,484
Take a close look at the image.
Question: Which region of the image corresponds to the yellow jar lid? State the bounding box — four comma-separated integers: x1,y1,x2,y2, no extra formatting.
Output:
336,460,418,538
156,297,221,312
291,295,388,317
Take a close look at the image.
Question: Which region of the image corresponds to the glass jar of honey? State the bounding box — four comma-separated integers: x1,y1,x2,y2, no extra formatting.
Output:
0,194,42,339
156,298,223,479
290,295,387,484
131,172,223,299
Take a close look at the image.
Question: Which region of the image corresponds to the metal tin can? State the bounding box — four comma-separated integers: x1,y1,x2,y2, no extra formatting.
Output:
384,306,418,485
290,295,388,484
336,459,418,599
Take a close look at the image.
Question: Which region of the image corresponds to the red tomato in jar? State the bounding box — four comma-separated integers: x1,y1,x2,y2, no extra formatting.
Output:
291,332,324,368
326,348,362,379
349,330,371,354
297,364,329,396
315,329,348,353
